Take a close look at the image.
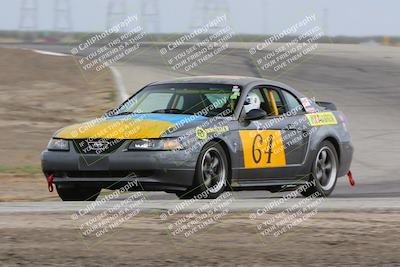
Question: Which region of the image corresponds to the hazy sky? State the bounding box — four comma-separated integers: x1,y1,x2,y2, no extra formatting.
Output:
1,0,399,36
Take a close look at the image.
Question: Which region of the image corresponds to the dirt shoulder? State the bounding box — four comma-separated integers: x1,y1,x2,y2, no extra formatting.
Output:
0,48,115,167
0,211,399,266
0,174,59,202
0,48,116,199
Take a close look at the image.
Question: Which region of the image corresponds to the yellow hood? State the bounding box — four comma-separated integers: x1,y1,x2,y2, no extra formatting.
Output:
55,118,174,139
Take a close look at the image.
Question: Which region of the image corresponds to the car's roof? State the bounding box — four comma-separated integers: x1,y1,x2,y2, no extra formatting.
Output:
150,75,273,87
147,75,306,100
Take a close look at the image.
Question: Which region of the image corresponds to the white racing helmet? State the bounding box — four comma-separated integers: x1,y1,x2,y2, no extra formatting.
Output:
244,92,261,113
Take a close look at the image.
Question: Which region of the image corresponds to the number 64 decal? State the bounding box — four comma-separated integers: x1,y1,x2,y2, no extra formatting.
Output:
252,134,273,164
239,130,286,168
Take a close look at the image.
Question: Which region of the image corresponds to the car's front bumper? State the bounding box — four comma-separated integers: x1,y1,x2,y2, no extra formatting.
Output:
41,140,199,191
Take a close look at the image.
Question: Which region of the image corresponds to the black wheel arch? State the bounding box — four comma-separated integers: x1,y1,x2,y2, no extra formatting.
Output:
302,134,341,177
199,138,232,185
321,136,341,165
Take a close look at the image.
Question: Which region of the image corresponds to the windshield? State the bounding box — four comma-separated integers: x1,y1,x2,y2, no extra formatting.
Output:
115,83,241,117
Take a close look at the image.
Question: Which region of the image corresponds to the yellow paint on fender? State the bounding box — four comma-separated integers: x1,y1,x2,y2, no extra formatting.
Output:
55,119,174,139
306,112,337,126
239,130,286,168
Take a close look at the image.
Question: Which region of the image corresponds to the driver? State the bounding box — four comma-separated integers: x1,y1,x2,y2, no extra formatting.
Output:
244,92,261,113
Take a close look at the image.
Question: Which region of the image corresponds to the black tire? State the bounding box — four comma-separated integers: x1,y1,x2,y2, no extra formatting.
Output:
56,184,101,201
301,141,339,198
176,141,229,199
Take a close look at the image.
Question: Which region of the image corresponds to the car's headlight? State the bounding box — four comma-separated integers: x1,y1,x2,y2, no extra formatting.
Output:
128,138,183,151
47,138,69,151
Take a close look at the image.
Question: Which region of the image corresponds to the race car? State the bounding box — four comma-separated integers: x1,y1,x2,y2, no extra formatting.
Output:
41,76,353,201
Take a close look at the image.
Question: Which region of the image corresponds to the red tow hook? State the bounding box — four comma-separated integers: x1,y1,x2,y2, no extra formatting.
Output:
47,174,54,192
347,171,355,187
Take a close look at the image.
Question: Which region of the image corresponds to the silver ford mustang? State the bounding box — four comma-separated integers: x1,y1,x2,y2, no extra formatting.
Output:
41,76,353,201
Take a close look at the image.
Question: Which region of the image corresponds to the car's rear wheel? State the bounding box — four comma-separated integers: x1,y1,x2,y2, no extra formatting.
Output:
301,140,338,198
176,141,228,199
56,184,101,201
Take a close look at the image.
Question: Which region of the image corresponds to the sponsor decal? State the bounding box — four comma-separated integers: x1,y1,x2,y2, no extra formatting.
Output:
239,130,286,168
195,126,229,140
300,97,317,113
305,112,337,126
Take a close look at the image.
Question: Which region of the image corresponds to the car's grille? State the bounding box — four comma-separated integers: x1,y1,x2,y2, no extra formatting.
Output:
72,139,125,154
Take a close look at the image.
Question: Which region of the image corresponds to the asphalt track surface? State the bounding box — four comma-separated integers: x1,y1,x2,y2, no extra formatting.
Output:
2,42,400,204
0,198,399,213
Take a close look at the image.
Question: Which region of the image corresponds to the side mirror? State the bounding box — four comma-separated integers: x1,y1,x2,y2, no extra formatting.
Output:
244,109,266,120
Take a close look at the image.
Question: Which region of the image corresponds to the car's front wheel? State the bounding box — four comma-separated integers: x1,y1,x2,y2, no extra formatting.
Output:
301,140,339,198
176,141,228,199
56,184,101,201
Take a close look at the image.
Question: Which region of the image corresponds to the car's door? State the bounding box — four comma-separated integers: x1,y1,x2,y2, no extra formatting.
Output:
237,86,310,181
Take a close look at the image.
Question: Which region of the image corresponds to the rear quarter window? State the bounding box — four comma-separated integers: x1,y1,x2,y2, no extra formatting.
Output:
282,90,304,113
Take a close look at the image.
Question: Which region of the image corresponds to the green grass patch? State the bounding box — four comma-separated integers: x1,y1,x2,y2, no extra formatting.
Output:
0,165,42,175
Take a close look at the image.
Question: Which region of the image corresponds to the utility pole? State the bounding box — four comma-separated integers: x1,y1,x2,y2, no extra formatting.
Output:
54,0,73,32
141,0,160,33
262,0,268,34
322,8,329,36
19,0,38,41
190,0,230,34
106,0,127,29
